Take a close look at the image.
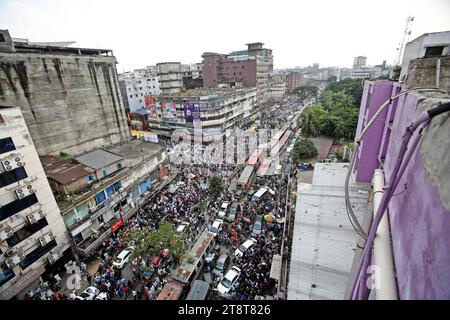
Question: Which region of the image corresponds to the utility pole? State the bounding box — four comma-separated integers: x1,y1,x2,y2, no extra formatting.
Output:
394,16,414,67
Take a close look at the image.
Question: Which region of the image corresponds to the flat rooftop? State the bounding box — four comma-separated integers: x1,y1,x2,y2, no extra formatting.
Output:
106,139,163,168
160,87,255,99
288,163,370,300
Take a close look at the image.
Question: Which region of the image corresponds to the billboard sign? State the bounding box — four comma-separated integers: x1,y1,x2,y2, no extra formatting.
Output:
145,96,157,120
183,102,193,122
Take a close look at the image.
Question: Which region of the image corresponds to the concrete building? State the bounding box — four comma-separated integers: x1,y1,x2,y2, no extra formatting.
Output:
118,69,161,113
353,56,367,69
0,106,71,300
130,87,257,141
351,67,372,79
347,55,450,299
287,73,304,92
267,81,286,101
41,140,170,257
202,42,273,106
399,31,450,80
157,62,184,95
0,30,130,156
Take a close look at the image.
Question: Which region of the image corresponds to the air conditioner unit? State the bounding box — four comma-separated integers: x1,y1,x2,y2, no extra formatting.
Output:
1,155,23,171
39,232,54,246
5,248,16,257
14,184,35,199
6,254,22,268
27,209,45,224
0,227,13,242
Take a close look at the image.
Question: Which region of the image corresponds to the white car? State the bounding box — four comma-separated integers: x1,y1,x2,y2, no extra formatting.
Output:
112,247,134,269
176,221,190,234
209,219,223,237
234,238,257,258
217,266,241,297
218,202,229,218
73,286,100,300
94,292,109,300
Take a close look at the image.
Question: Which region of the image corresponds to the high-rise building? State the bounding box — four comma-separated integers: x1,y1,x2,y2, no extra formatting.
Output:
0,106,71,300
287,73,304,92
0,30,130,156
353,56,367,69
202,42,273,106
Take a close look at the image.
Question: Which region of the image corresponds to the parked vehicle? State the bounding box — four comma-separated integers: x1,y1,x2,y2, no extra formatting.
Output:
234,238,257,258
209,219,223,237
251,215,263,236
213,253,231,277
176,221,190,234
74,286,100,300
186,280,211,300
252,188,268,202
94,292,109,300
217,266,241,297
112,246,135,269
218,202,229,218
227,202,240,222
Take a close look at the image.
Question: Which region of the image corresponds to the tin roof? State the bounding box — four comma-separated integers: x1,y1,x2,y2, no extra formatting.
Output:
40,155,93,185
74,149,123,170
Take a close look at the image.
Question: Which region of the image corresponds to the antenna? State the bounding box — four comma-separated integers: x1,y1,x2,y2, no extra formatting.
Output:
394,16,414,66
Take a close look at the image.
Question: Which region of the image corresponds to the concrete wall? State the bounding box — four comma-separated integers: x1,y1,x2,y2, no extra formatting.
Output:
0,53,130,156
382,91,450,299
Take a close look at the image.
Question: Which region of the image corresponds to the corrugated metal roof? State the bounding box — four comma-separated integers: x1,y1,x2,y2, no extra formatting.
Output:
288,163,370,300
74,149,123,170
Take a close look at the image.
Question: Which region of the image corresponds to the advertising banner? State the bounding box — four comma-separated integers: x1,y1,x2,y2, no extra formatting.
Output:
162,100,178,122
192,103,201,125
183,102,193,122
145,96,157,120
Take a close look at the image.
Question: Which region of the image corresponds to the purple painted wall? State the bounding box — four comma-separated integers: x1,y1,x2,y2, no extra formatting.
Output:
382,91,450,299
353,81,395,182
353,81,450,299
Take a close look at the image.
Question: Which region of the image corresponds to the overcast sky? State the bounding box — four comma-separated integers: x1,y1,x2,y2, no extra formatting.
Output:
1,0,449,71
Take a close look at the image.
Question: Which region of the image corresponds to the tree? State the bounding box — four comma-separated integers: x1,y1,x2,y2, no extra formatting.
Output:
300,111,317,138
292,85,319,101
268,121,277,129
209,176,224,200
292,139,318,164
125,222,187,263
326,78,364,106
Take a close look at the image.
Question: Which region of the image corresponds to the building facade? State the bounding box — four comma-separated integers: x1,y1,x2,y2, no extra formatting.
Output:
287,73,304,92
0,30,130,156
118,70,161,113
0,106,71,300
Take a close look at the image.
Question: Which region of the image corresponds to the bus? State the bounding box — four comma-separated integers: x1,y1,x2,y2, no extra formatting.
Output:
247,149,266,166
237,165,255,190
186,280,211,300
172,230,216,289
257,158,272,178
252,187,268,202
156,280,184,300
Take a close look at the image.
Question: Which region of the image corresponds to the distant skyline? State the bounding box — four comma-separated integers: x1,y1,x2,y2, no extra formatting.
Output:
1,0,450,72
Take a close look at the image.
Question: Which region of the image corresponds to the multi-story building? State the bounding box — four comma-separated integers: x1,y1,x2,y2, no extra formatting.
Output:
353,56,367,69
267,81,286,101
0,106,71,300
0,30,130,156
130,87,257,141
351,67,372,79
118,69,161,113
41,140,171,257
202,42,273,106
287,73,304,92
157,62,185,95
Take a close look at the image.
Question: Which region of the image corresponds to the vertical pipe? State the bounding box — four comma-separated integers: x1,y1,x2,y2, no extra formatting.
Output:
372,169,398,300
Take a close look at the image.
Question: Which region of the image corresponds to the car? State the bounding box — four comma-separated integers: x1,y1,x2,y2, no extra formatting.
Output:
74,286,100,300
218,202,229,218
213,253,231,277
209,219,223,237
176,221,190,234
217,266,241,297
251,215,264,236
234,238,257,258
94,292,110,300
227,202,240,222
112,248,133,269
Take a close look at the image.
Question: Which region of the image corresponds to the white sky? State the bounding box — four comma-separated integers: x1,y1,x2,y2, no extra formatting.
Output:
1,0,449,71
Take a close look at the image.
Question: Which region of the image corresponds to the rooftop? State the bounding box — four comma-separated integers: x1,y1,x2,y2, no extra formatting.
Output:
106,139,163,168
40,155,93,185
288,163,370,300
160,87,255,99
74,149,124,170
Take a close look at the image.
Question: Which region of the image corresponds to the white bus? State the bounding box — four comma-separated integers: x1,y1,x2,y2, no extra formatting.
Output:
252,187,268,202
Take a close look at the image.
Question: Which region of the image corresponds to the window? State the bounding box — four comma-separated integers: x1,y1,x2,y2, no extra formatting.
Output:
103,169,109,177
0,166,28,188
0,34,5,43
424,46,445,58
0,194,38,222
105,185,114,197
117,163,122,170
0,114,4,125
129,95,132,98
0,264,15,287
95,191,106,205
19,239,57,270
87,175,94,184
0,137,16,154
6,218,49,247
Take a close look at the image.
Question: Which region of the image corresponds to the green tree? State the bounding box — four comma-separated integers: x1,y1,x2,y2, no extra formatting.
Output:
209,176,224,200
292,139,318,164
300,111,317,138
293,85,319,101
268,121,277,129
326,78,364,106
125,222,187,263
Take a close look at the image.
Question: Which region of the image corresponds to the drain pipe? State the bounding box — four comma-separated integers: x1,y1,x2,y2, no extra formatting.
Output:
372,169,398,300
